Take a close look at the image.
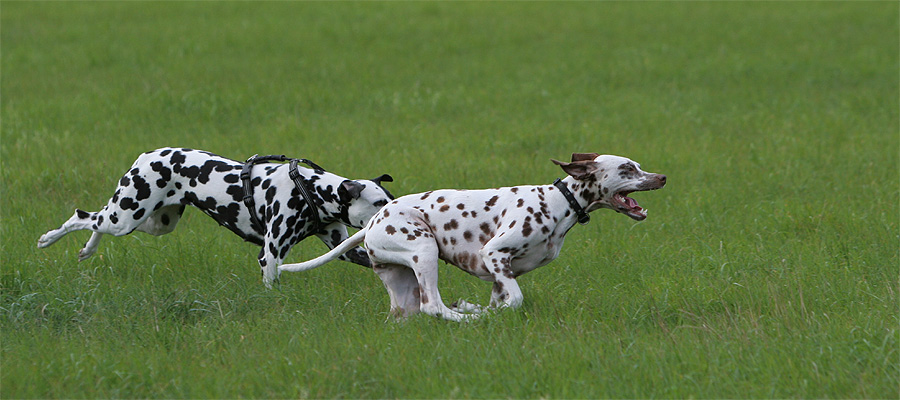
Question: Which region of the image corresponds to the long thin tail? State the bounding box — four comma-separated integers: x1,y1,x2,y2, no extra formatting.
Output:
279,227,368,272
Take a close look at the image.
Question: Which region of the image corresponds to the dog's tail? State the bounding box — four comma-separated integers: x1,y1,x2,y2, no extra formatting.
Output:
278,227,369,272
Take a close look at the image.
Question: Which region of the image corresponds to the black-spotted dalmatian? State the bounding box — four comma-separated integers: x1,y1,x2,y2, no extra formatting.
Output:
38,147,395,287
280,153,666,321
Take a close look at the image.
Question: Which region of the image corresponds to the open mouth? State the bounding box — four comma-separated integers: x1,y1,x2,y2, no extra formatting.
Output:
612,191,648,221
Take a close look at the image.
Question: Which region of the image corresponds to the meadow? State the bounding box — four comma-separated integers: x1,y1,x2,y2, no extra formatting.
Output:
2,2,897,398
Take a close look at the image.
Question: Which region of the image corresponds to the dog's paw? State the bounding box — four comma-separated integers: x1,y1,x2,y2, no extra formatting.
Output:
37,234,55,248
450,299,484,314
78,247,96,261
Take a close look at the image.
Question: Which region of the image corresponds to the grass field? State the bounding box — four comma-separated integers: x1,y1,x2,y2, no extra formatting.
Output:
2,2,897,398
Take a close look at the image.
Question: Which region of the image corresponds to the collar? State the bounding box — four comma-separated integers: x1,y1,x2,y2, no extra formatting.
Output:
553,178,590,225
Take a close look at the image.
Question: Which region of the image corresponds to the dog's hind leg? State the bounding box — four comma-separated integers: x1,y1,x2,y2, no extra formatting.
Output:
366,213,478,322
74,205,185,262
38,202,153,260
38,209,99,249
373,264,421,318
39,173,174,260
78,232,104,261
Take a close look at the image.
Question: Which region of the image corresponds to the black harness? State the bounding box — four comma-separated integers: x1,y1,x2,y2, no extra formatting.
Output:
553,178,590,225
240,154,326,235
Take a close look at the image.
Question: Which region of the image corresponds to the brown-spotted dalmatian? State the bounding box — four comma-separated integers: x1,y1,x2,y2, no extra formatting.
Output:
280,153,666,321
37,147,395,287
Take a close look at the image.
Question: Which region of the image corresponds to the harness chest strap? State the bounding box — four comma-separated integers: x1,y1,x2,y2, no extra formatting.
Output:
240,154,326,235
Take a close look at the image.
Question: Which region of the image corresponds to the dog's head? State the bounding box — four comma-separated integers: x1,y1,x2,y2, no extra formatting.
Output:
338,174,395,228
552,153,666,221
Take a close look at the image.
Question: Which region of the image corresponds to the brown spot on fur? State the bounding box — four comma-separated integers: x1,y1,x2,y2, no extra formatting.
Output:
443,219,459,230
516,199,524,207
436,196,445,203
580,190,596,202
385,225,396,235
480,222,492,236
419,287,429,304
485,195,499,208
413,255,419,263
463,231,473,241
439,204,450,212
522,221,533,237
400,227,409,234
457,203,465,210
383,210,390,217
508,220,516,228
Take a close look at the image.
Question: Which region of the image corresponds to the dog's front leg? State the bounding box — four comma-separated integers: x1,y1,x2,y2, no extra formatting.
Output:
480,244,525,309
489,278,524,309
258,235,285,289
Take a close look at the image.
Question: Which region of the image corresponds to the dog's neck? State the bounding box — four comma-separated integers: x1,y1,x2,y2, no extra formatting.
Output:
555,176,601,217
305,170,369,229
299,169,343,226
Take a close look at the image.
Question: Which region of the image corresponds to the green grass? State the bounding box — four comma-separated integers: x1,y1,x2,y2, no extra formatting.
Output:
2,2,897,398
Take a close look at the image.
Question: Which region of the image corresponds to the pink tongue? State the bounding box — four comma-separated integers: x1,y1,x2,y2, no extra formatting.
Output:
624,197,640,209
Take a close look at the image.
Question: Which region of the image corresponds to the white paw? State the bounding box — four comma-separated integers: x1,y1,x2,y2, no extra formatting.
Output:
78,247,96,261
450,299,484,314
37,234,54,248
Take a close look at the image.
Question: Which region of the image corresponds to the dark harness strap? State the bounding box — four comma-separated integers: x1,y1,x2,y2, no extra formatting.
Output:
289,158,322,234
553,178,590,225
241,154,326,235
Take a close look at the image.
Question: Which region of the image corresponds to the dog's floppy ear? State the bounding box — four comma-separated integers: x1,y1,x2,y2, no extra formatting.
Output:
371,174,393,185
552,159,598,180
338,180,365,201
571,153,600,162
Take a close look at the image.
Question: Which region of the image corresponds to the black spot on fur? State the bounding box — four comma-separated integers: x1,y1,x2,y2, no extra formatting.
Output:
150,161,172,188
223,174,240,184
169,151,186,165
132,175,152,201
119,197,139,211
